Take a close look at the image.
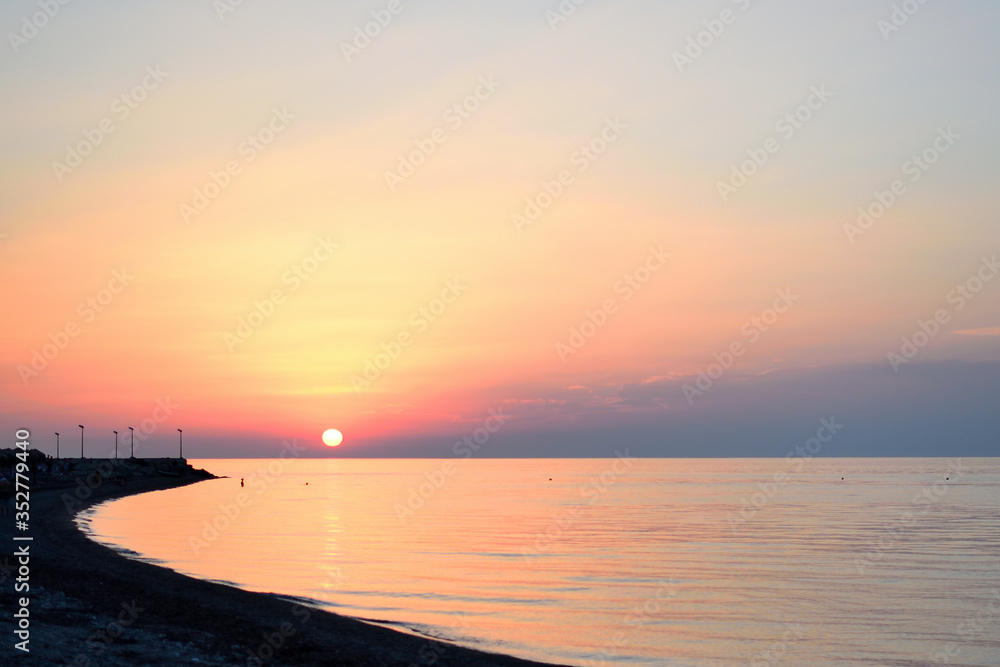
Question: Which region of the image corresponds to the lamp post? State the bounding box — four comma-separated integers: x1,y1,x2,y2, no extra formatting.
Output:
129,427,134,458
177,429,183,459
114,430,118,459
55,432,59,459
78,424,84,458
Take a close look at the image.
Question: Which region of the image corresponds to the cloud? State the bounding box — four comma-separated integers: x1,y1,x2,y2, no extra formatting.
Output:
318,361,1000,458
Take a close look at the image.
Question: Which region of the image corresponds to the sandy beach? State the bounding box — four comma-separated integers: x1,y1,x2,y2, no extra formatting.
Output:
0,459,562,666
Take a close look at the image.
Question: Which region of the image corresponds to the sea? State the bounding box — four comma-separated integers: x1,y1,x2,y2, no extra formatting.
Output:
78,457,1000,666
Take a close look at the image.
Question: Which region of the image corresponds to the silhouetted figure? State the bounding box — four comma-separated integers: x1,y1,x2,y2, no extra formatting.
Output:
240,477,244,487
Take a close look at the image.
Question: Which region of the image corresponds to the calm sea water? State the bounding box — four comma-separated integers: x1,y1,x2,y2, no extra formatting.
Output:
79,458,1000,666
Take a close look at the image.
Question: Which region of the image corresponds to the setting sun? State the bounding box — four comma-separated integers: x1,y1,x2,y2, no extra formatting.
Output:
3,2,998,665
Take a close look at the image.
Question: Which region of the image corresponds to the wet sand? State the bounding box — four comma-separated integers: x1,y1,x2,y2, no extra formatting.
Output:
0,460,564,666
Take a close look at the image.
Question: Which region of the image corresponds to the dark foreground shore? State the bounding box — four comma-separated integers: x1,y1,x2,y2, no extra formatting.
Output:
0,459,562,666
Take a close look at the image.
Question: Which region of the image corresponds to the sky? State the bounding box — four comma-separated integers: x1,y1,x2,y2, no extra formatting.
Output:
1,0,998,458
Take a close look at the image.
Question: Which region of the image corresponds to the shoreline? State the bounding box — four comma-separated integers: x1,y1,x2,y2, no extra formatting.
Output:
0,461,564,666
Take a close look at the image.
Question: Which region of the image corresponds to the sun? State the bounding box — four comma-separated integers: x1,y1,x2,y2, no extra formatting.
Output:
322,429,343,447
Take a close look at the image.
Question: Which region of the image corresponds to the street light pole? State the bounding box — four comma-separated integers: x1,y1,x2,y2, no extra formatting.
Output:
177,429,183,459
55,432,59,459
78,424,84,458
114,430,118,459
129,427,134,458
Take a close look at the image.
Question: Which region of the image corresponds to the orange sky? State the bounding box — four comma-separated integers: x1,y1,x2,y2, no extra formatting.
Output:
2,2,998,457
